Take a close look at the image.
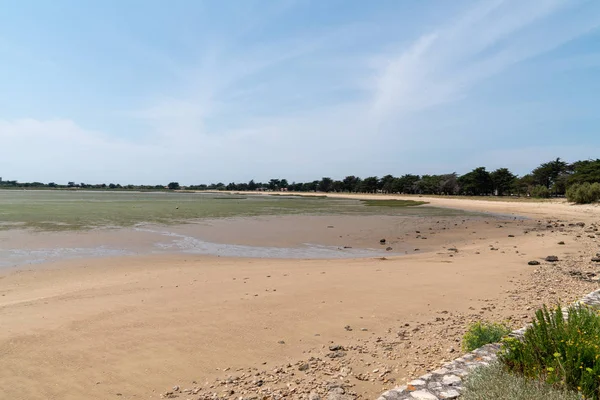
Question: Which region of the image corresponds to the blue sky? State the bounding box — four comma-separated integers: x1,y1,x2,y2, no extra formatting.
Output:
1,0,599,185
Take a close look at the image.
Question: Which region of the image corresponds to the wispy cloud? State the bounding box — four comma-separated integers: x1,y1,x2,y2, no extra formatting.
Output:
369,0,600,120
1,0,600,183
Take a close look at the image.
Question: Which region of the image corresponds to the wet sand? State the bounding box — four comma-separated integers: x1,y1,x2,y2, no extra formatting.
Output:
0,196,599,400
0,212,502,267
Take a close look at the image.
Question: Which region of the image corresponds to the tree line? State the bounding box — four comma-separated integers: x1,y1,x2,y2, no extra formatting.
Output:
0,179,167,191
2,158,600,201
193,158,600,199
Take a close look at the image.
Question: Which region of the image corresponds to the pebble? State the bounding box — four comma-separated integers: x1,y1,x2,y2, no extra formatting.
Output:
160,219,600,400
298,363,309,371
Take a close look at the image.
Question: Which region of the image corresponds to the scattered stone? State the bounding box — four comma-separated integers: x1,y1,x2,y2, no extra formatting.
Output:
441,375,461,385
327,351,346,358
327,392,355,400
558,241,565,245
439,389,460,399
545,255,559,262
278,340,285,344
592,257,600,263
386,247,393,251
161,217,600,400
380,239,386,244
508,235,515,237
409,390,439,400
298,363,309,371
309,392,322,400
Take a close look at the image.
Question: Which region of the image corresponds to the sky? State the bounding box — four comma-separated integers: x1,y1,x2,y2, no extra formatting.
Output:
1,0,600,185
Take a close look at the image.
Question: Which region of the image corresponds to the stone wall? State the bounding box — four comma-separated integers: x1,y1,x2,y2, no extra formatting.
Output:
375,288,600,400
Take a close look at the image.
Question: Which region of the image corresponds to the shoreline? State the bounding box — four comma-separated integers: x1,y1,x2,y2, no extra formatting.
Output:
225,190,599,219
0,197,599,399
0,208,511,268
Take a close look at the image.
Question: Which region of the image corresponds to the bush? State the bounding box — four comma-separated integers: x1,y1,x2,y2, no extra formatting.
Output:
462,321,511,352
530,185,551,198
463,363,581,400
566,182,600,204
500,304,600,399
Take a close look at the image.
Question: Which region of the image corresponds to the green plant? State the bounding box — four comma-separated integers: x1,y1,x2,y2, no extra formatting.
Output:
566,182,600,204
500,304,600,399
463,363,581,400
531,185,551,198
462,321,511,351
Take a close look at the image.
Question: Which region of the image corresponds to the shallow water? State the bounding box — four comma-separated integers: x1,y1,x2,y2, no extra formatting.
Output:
0,191,510,267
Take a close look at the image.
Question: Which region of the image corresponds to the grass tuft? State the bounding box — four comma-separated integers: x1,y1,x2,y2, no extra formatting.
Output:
462,321,511,352
463,363,581,400
500,304,600,399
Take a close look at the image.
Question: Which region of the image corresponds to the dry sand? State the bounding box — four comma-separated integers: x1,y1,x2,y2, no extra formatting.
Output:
0,196,599,400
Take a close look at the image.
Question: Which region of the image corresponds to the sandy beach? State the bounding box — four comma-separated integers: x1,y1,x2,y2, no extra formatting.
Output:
1,195,599,400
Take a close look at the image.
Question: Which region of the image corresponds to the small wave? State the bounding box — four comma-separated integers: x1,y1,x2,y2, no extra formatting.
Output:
136,226,388,259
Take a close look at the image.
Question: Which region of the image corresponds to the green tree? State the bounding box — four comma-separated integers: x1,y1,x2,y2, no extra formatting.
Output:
531,158,568,193
305,180,319,191
332,180,343,192
360,176,379,193
318,177,334,192
569,159,600,185
531,185,550,198
416,175,442,194
490,168,517,196
379,174,395,193
167,182,180,190
438,173,459,195
458,167,493,196
342,176,361,192
513,174,534,196
268,179,281,191
393,174,420,194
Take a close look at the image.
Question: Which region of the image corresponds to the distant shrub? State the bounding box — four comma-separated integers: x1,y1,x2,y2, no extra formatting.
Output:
463,363,580,400
566,182,600,204
530,185,551,198
462,321,511,352
500,304,600,399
